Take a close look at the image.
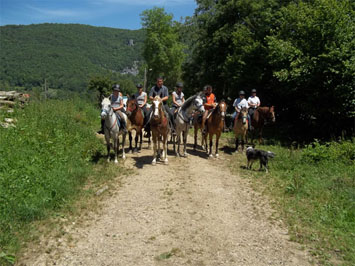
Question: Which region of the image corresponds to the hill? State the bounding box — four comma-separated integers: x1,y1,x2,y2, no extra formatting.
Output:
0,23,145,91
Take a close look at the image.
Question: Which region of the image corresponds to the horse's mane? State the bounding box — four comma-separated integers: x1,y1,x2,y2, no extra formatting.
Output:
181,95,197,112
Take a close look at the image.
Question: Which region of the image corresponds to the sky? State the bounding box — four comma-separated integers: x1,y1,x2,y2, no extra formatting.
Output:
0,0,197,30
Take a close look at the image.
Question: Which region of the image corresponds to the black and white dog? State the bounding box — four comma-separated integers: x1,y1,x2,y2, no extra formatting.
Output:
246,146,275,173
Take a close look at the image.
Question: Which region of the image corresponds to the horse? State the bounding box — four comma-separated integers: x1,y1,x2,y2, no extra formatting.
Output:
126,97,144,153
193,112,206,151
100,97,127,163
173,93,205,157
203,100,227,158
233,107,248,152
250,106,276,144
150,96,170,165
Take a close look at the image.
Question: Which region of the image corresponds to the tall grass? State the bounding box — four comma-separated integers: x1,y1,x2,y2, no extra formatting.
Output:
230,138,354,264
0,99,106,263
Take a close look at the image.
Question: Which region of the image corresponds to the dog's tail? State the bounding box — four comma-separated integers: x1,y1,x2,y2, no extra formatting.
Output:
267,151,275,158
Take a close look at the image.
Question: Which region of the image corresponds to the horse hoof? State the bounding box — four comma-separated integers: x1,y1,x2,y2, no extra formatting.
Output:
114,160,118,164
128,150,132,154
215,153,219,158
134,149,138,154
209,154,213,158
122,155,126,160
152,159,156,165
183,153,188,158
164,160,169,165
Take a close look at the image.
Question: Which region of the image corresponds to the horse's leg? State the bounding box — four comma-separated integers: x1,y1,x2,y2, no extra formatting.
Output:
106,134,111,162
193,126,197,151
235,136,239,153
114,135,118,164
215,133,220,158
128,132,133,153
163,134,168,165
209,134,213,158
158,136,161,160
183,129,188,157
121,133,126,160
259,127,263,144
134,130,139,153
241,138,244,152
152,134,157,165
173,132,178,156
139,130,143,152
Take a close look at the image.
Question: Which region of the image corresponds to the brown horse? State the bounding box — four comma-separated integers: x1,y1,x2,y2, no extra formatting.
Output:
233,107,248,152
126,98,144,153
150,96,170,165
204,101,227,158
250,106,275,143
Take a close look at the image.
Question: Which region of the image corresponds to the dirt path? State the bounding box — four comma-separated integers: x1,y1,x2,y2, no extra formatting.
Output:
19,136,311,266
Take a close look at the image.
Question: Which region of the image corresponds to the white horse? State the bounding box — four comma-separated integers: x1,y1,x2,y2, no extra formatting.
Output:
173,93,205,157
101,97,127,163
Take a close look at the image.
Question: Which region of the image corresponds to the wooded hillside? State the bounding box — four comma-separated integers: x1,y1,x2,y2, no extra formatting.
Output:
0,24,145,91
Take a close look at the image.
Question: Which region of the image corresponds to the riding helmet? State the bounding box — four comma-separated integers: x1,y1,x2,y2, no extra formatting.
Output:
251,89,257,93
176,82,183,88
136,83,143,88
239,90,245,95
112,84,121,91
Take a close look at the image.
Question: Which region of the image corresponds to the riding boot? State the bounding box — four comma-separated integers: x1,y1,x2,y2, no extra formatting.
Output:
121,119,128,133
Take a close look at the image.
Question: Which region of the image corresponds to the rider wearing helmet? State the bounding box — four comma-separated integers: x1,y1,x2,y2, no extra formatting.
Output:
201,85,217,134
231,90,249,129
171,82,185,114
110,84,127,133
134,83,150,137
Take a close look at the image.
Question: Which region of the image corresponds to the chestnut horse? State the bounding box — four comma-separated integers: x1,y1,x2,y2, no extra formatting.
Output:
150,96,170,165
233,107,248,152
126,98,144,153
203,101,227,158
250,106,276,143
193,111,206,151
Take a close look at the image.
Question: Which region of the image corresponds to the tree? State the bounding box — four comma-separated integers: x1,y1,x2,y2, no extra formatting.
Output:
140,7,186,89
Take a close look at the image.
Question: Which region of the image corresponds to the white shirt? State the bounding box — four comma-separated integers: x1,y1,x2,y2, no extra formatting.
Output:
248,96,260,108
233,98,249,110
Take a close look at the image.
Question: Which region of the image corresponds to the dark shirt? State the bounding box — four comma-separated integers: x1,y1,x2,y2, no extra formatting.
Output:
149,85,169,104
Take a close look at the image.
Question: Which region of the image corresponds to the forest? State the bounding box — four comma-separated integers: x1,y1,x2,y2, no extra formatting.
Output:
0,23,145,92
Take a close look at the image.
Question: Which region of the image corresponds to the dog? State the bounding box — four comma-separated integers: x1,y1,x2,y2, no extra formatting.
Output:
246,146,275,173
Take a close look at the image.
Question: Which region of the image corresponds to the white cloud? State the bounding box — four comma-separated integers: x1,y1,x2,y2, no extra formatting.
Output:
92,0,194,6
27,6,89,19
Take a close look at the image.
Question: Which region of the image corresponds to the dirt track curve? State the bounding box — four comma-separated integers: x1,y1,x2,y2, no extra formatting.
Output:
19,136,312,266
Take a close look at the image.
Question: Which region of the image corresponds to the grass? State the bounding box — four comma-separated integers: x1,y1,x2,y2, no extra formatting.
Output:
0,98,124,265
227,133,355,265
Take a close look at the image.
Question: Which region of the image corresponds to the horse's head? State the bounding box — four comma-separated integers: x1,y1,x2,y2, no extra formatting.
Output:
218,100,227,121
100,97,111,120
194,95,205,113
126,98,138,116
240,107,248,124
152,96,163,119
269,106,276,123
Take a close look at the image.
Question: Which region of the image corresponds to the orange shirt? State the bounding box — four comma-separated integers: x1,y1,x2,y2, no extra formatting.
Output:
204,93,216,110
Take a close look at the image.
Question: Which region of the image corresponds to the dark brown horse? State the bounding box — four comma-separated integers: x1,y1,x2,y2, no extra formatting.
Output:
126,98,144,153
150,96,170,165
204,101,227,158
250,106,275,143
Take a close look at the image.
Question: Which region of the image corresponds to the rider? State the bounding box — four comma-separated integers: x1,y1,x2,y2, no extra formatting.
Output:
247,88,260,130
201,85,217,134
111,84,127,133
134,83,150,137
149,77,175,133
231,90,249,129
171,82,185,115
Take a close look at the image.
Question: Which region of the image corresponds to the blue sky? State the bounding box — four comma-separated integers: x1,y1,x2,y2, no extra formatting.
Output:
0,0,197,29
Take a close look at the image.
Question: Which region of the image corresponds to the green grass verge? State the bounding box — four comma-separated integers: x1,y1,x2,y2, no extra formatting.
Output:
227,134,354,265
0,99,121,265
